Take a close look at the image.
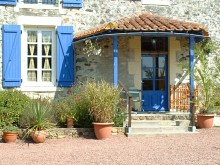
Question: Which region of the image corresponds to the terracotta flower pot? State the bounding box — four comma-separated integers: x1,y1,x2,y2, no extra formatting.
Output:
92,122,114,140
31,130,47,143
3,132,18,143
197,114,215,128
66,117,73,128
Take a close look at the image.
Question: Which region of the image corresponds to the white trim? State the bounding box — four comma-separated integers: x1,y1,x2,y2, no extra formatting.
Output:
17,86,59,92
17,16,61,26
14,0,61,10
141,0,170,5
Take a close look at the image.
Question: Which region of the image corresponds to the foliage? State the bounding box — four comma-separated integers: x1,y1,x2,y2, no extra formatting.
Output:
74,91,93,128
0,90,31,128
85,80,122,123
193,40,220,114
53,86,81,127
20,98,55,132
2,125,19,132
112,99,127,127
82,39,102,56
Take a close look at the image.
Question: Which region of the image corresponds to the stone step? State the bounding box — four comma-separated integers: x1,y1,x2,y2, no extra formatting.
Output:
130,113,190,121
128,126,188,134
131,120,176,127
124,120,190,128
126,131,195,137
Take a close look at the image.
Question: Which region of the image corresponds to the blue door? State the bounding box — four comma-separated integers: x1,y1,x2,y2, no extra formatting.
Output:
141,54,168,111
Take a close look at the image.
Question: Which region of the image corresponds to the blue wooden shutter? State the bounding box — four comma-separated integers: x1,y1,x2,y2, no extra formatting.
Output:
2,25,21,87
0,0,17,5
62,0,82,8
57,26,74,87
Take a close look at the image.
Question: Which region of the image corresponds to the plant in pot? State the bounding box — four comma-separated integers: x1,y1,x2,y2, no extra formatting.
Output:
0,90,30,143
53,94,78,128
20,98,55,143
193,40,220,128
2,125,19,143
84,80,122,140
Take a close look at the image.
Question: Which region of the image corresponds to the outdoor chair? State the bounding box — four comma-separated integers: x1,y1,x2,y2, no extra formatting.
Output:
128,87,144,112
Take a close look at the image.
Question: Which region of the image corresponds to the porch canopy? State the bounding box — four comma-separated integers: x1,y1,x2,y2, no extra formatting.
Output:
74,11,208,41
73,11,208,114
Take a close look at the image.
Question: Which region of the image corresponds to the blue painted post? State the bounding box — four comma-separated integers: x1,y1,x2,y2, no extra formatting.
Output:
189,35,196,131
113,36,118,86
189,36,195,113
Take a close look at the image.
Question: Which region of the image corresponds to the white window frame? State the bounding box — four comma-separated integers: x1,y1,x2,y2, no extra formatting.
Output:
141,0,170,6
15,0,60,10
21,27,56,88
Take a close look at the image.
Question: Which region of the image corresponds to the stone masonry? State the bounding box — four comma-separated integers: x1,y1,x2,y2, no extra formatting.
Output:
0,0,219,95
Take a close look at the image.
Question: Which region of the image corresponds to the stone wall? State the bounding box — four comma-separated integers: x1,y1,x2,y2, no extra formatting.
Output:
0,0,219,95
0,127,125,140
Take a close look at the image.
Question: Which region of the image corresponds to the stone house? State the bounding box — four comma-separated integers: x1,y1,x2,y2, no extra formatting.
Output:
0,0,219,112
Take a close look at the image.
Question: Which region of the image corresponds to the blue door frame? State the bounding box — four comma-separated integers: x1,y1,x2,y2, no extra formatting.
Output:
141,54,168,111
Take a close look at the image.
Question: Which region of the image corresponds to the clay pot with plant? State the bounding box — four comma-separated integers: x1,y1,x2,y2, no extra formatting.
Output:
192,40,220,128
53,95,78,128
84,80,122,140
0,90,30,142
2,126,19,143
20,98,55,143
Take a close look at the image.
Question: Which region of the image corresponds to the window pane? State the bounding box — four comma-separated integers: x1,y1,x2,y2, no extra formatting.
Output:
42,71,51,82
42,31,52,43
24,0,37,3
156,80,165,90
27,31,37,42
141,37,168,52
142,80,153,90
143,68,153,79
27,71,37,81
28,57,37,69
28,44,37,56
42,0,56,4
142,57,153,67
42,58,51,69
42,44,51,56
156,68,165,78
156,56,165,68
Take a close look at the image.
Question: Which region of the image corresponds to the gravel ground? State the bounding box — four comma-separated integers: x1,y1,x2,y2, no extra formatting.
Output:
0,127,219,165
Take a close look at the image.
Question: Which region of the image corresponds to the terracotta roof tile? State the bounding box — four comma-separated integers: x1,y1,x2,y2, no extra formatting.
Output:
74,11,208,39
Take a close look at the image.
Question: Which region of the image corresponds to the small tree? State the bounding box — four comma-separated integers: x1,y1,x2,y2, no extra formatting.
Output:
194,40,220,113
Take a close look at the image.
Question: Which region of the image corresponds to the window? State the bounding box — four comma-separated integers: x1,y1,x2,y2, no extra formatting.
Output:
24,29,54,85
2,24,74,89
141,37,168,53
141,0,170,5
23,0,57,4
0,0,82,7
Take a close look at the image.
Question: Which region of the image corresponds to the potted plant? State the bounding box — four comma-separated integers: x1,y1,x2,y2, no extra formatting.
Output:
84,80,121,140
53,93,78,128
0,90,30,142
0,90,30,128
20,98,55,143
193,40,220,128
2,125,19,143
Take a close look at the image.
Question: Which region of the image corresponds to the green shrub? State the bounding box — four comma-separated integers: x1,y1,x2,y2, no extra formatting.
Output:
53,86,82,127
113,99,127,127
85,80,122,123
74,90,93,128
0,90,31,128
19,98,55,130
2,125,19,132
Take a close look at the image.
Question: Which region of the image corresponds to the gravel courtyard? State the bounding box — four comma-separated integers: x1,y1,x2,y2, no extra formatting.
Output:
0,127,219,165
